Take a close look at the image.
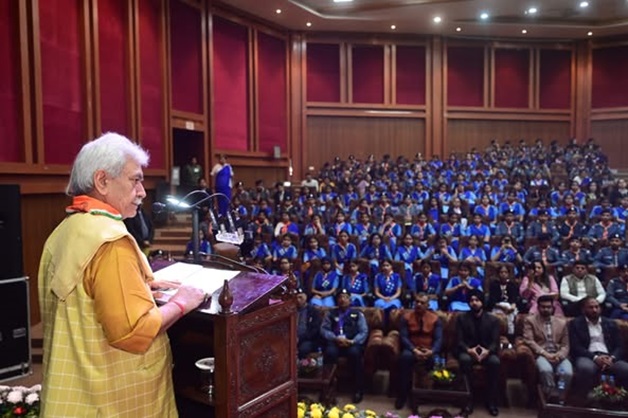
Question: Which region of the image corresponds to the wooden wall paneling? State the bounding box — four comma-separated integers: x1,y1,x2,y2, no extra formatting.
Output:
233,166,288,190
446,119,571,153
574,41,592,140
431,37,443,158
250,28,258,151
384,44,391,104
340,42,347,103
306,116,425,170
290,34,306,178
591,120,628,168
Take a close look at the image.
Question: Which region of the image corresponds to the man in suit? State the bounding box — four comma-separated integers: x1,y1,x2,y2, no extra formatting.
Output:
296,288,322,359
320,288,369,403
523,295,573,401
569,296,628,396
455,289,501,416
395,292,443,410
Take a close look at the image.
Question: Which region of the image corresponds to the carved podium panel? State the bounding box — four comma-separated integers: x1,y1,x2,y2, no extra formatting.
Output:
159,267,297,418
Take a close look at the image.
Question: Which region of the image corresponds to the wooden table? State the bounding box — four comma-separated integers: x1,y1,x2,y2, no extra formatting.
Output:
411,374,471,415
297,364,337,405
537,385,628,418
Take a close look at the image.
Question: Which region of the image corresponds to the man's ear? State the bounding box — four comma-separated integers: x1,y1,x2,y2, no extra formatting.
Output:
93,170,108,194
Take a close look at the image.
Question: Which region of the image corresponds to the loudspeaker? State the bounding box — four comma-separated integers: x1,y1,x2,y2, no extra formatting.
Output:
0,185,23,281
0,277,30,382
273,146,281,159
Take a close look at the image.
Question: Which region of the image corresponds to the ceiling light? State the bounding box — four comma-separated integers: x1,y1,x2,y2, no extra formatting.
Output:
522,29,528,34
391,24,397,30
333,0,353,3
480,12,489,20
587,31,593,36
275,9,281,14
527,7,538,14
456,27,462,32
306,22,312,27
580,1,589,8
433,16,442,23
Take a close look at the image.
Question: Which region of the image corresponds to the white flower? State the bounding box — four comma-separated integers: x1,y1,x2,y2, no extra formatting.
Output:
25,392,39,405
7,390,23,403
0,385,10,391
30,384,42,392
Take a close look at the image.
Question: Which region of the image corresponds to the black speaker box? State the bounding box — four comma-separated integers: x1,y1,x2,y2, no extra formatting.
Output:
0,277,31,382
0,184,23,280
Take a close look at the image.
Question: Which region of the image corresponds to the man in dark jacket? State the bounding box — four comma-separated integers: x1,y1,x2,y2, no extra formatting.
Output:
569,296,628,395
296,288,322,358
321,288,369,403
395,292,443,410
456,289,501,416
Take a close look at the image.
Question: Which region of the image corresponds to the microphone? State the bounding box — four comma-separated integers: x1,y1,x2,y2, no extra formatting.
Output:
152,202,168,214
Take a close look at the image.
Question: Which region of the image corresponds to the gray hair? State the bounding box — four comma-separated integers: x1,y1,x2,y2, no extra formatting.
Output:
66,132,150,196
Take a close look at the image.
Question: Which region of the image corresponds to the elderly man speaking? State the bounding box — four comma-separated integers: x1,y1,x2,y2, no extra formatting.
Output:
38,133,206,417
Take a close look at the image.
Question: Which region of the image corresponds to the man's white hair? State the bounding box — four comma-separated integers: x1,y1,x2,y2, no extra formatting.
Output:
66,132,150,196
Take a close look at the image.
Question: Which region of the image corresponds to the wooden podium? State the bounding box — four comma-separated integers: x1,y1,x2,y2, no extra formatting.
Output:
156,262,298,418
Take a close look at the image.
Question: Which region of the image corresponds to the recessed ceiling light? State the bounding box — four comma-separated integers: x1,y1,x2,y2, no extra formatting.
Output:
456,27,462,32
333,0,353,3
275,9,281,14
480,12,490,20
391,24,397,30
587,31,593,36
527,7,538,14
522,29,528,34
306,22,312,27
433,16,442,23
580,1,589,8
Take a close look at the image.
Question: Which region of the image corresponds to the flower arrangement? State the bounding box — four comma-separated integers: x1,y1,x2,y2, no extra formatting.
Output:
296,402,464,418
298,355,321,375
589,382,628,405
0,385,41,418
430,368,455,385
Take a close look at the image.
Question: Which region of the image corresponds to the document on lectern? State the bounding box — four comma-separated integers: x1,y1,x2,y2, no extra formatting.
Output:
152,262,239,314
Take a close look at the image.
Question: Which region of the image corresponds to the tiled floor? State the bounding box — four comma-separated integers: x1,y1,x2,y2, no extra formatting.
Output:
8,323,537,417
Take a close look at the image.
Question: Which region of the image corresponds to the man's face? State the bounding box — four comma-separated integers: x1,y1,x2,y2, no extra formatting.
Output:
538,301,553,318
102,159,146,219
601,212,611,223
296,293,307,308
337,293,350,309
573,264,587,278
414,295,428,314
469,295,483,313
611,237,622,249
280,259,290,272
583,298,601,321
569,239,581,251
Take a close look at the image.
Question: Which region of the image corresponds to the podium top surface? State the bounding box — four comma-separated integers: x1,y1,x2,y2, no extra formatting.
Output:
151,260,287,315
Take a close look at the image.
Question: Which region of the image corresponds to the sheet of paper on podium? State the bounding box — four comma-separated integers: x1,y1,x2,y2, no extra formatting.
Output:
153,262,239,314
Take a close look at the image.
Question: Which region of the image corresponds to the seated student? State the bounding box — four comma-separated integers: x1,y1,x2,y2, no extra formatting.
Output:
560,260,606,317
588,208,622,245
560,236,592,267
360,232,393,277
439,212,464,253
185,230,212,256
353,212,376,248
589,197,619,219
409,212,437,251
411,260,445,311
569,297,628,397
444,262,482,312
342,260,370,307
331,230,358,275
523,295,573,402
459,234,487,279
593,233,628,269
296,287,322,359
397,194,422,226
490,235,523,267
302,213,326,237
473,194,499,228
273,211,299,238
495,210,525,247
487,264,520,338
520,260,564,316
556,207,588,243
523,233,561,267
301,235,327,284
526,209,558,242
320,289,369,403
423,236,458,279
327,211,353,246
606,264,628,320
310,257,339,308
465,213,491,253
395,292,443,410
276,256,301,288
394,233,423,285
499,192,526,223
272,234,298,264
379,213,403,252
373,259,403,311
455,289,501,416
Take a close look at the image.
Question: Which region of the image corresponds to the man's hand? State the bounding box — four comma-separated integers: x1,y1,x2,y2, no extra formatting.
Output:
477,346,490,362
336,336,352,347
621,303,628,312
150,280,181,291
594,355,613,371
467,346,481,363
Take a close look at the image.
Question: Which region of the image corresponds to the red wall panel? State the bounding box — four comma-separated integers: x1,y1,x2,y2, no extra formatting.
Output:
592,45,628,108
395,45,426,105
169,0,203,114
0,0,22,162
212,16,249,151
257,32,287,153
306,43,340,103
98,0,131,136
494,49,529,108
352,45,384,104
447,46,484,107
138,0,165,169
539,49,572,109
39,0,85,165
